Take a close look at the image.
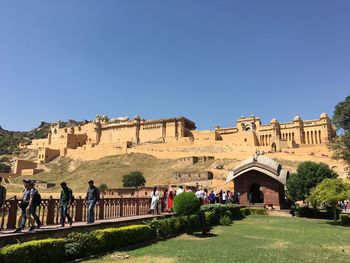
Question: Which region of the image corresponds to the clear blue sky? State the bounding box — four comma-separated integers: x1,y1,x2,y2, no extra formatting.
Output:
0,1,349,131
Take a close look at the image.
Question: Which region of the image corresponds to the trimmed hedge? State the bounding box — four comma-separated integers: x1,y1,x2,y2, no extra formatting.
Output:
201,204,243,225
219,211,233,226
94,225,154,251
65,232,101,260
0,238,66,263
0,225,153,262
150,212,206,238
173,192,201,216
340,214,350,225
204,211,216,226
240,208,268,216
295,206,340,220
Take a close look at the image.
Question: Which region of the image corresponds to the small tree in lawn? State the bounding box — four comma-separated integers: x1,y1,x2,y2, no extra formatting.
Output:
307,178,350,222
122,171,146,188
286,161,337,202
329,95,350,177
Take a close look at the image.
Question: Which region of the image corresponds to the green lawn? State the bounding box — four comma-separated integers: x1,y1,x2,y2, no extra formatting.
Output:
84,215,350,263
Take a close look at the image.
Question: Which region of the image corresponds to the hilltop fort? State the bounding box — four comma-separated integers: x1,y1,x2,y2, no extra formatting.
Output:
26,113,336,162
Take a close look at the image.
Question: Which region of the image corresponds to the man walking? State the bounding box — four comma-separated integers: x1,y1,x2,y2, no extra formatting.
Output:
16,179,36,232
85,180,99,224
59,182,73,227
0,177,6,208
28,181,42,230
209,191,215,204
0,177,6,230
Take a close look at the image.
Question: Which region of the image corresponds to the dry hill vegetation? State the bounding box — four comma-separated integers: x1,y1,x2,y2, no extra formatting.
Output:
6,153,218,195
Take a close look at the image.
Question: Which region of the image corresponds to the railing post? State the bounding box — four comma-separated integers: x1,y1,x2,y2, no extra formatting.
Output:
7,196,18,229
75,197,83,222
99,197,104,220
120,197,123,217
136,197,140,215
46,196,55,225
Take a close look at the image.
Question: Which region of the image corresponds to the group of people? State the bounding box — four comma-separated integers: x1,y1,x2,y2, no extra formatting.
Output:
339,200,350,212
147,185,240,215
1,177,248,231
0,177,101,232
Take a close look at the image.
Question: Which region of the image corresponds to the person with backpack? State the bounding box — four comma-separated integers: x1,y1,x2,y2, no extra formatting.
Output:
58,182,73,227
28,180,42,230
85,180,100,224
15,179,39,232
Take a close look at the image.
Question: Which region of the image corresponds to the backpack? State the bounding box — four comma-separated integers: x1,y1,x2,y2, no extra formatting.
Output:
32,188,42,207
69,188,75,203
95,187,100,201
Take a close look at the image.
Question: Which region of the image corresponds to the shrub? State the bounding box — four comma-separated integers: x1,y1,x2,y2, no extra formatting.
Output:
187,212,206,233
219,215,232,226
153,212,206,238
340,214,350,225
204,211,217,226
0,238,66,263
295,206,340,219
156,216,187,238
241,208,268,216
94,225,153,251
64,232,100,260
173,192,201,216
201,204,242,221
241,207,251,216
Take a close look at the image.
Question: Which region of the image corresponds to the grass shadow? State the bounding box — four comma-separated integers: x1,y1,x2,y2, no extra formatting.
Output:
325,221,350,228
188,232,218,238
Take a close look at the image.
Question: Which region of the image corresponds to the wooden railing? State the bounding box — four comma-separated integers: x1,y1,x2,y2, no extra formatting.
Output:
0,196,164,229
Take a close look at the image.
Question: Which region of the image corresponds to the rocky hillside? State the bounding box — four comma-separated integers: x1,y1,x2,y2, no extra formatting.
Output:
0,120,88,171
0,122,50,156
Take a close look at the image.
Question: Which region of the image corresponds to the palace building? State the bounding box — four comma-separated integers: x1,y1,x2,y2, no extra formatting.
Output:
28,113,336,162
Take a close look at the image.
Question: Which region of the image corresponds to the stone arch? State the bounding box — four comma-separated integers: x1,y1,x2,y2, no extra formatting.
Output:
271,142,277,152
249,183,264,203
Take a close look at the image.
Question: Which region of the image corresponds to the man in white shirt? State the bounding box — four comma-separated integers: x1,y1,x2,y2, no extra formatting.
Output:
222,191,227,204
195,188,205,204
176,186,184,196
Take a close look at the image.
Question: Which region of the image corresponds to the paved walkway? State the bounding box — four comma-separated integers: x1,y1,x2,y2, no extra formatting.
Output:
0,213,170,246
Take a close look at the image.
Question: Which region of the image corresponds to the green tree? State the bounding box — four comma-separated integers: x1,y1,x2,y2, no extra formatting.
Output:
329,95,350,176
286,161,337,201
307,178,350,222
98,183,108,193
333,95,350,131
122,171,146,188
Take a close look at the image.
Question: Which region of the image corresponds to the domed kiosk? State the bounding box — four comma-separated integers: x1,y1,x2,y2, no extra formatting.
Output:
226,154,289,208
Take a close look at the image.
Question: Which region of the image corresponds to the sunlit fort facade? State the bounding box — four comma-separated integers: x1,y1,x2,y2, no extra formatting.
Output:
28,113,336,163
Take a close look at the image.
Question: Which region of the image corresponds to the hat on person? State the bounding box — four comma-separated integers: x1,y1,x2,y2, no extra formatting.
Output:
22,179,31,183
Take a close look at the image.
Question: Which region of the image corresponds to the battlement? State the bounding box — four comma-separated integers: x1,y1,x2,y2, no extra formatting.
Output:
28,113,336,162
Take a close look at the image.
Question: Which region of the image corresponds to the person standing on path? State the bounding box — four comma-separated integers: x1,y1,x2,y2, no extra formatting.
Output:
59,182,73,227
149,187,159,215
15,179,35,232
0,177,6,230
167,190,174,212
0,177,6,208
28,181,42,230
85,180,100,224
